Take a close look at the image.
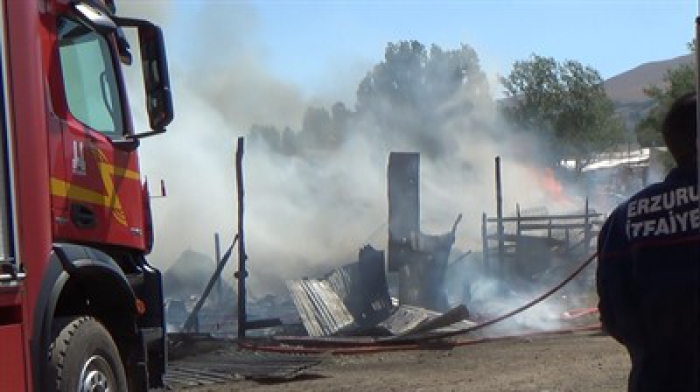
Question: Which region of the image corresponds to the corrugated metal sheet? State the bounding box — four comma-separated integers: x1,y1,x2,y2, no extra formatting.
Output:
286,279,356,337
287,246,392,336
379,304,475,336
166,349,321,388
378,305,433,335
325,264,360,313
286,247,471,338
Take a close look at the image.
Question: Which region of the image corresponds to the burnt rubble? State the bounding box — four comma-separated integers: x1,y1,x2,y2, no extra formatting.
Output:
286,245,476,338
167,151,601,343
286,152,471,338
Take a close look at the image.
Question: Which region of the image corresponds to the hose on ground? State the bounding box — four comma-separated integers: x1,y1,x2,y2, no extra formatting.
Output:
238,324,602,355
409,252,599,342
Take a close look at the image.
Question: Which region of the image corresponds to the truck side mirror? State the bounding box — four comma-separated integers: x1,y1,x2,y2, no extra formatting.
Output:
72,1,117,35
114,17,174,137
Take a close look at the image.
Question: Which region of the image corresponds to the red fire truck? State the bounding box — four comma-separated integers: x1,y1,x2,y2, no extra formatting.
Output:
0,0,172,390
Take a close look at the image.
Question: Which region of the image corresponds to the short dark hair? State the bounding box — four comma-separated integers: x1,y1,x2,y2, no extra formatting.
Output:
662,92,697,168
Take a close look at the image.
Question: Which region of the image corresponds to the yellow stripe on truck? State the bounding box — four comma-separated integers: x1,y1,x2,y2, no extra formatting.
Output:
50,177,109,206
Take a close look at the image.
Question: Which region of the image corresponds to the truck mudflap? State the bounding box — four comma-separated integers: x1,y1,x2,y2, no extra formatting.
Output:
137,260,167,388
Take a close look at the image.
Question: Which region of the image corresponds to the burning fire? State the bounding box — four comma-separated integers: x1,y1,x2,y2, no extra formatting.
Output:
527,167,576,209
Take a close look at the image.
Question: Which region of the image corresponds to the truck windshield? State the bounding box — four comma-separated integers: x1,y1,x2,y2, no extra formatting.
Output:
57,18,124,138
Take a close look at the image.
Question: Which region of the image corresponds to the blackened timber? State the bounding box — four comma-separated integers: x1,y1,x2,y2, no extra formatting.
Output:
495,156,505,278
515,204,521,272
486,213,602,222
245,318,283,330
387,152,420,272
396,227,456,311
214,233,222,307
482,213,489,273
181,236,238,333
358,245,392,323
584,198,592,250
387,152,459,311
235,137,248,338
323,246,391,326
517,222,601,230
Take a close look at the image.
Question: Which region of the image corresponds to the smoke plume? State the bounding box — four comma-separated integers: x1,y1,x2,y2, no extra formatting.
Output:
119,0,585,311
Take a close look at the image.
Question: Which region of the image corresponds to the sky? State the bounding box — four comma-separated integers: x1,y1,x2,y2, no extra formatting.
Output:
157,0,697,104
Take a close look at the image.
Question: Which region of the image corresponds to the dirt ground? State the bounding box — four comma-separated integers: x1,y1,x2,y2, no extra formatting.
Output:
180,331,631,392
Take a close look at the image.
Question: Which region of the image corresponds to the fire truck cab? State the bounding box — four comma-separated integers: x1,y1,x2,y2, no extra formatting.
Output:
0,0,172,390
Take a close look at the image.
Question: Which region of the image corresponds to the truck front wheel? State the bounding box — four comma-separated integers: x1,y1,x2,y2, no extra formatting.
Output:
49,316,128,392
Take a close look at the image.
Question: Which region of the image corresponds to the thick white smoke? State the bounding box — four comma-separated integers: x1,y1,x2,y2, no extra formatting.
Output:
118,0,584,310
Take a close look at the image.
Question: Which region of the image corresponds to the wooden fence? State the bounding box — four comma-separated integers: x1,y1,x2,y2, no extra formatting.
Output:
481,200,603,283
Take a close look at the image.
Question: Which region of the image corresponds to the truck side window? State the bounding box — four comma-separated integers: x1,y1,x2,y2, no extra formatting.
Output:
57,18,124,138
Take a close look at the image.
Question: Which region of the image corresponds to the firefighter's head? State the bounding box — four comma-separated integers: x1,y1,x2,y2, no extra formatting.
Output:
662,91,697,169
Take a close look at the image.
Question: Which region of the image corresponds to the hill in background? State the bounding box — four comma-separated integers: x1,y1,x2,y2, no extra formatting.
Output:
604,54,694,132
604,54,693,104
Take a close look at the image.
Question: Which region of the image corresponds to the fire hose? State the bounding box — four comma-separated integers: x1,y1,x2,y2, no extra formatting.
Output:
420,251,599,341
239,252,600,354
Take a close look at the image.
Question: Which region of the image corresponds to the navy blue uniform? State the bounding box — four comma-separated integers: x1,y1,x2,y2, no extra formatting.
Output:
597,167,699,391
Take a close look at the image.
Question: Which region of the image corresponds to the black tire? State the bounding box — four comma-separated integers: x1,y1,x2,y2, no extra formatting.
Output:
48,316,128,392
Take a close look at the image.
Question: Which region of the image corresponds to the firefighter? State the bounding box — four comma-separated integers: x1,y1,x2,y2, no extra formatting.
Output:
597,91,699,391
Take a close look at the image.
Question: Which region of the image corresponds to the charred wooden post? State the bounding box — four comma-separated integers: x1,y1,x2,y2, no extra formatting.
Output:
387,152,420,272
515,203,521,272
358,246,392,323
584,198,591,252
235,137,248,338
181,236,238,333
387,153,422,308
495,156,505,278
481,213,489,273
387,152,455,311
214,233,222,308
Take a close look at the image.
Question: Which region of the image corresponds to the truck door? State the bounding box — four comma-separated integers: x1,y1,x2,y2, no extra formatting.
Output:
51,17,146,251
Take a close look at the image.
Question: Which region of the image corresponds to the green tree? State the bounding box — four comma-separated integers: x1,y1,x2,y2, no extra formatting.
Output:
299,106,333,148
249,40,489,158
356,40,490,157
249,124,282,150
297,103,352,150
636,40,696,147
248,102,351,155
501,54,625,172
249,124,299,155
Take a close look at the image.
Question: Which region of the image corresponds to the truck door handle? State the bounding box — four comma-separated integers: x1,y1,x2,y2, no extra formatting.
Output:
70,203,96,229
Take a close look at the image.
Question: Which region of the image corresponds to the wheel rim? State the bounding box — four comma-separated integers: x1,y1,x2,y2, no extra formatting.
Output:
79,355,117,392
